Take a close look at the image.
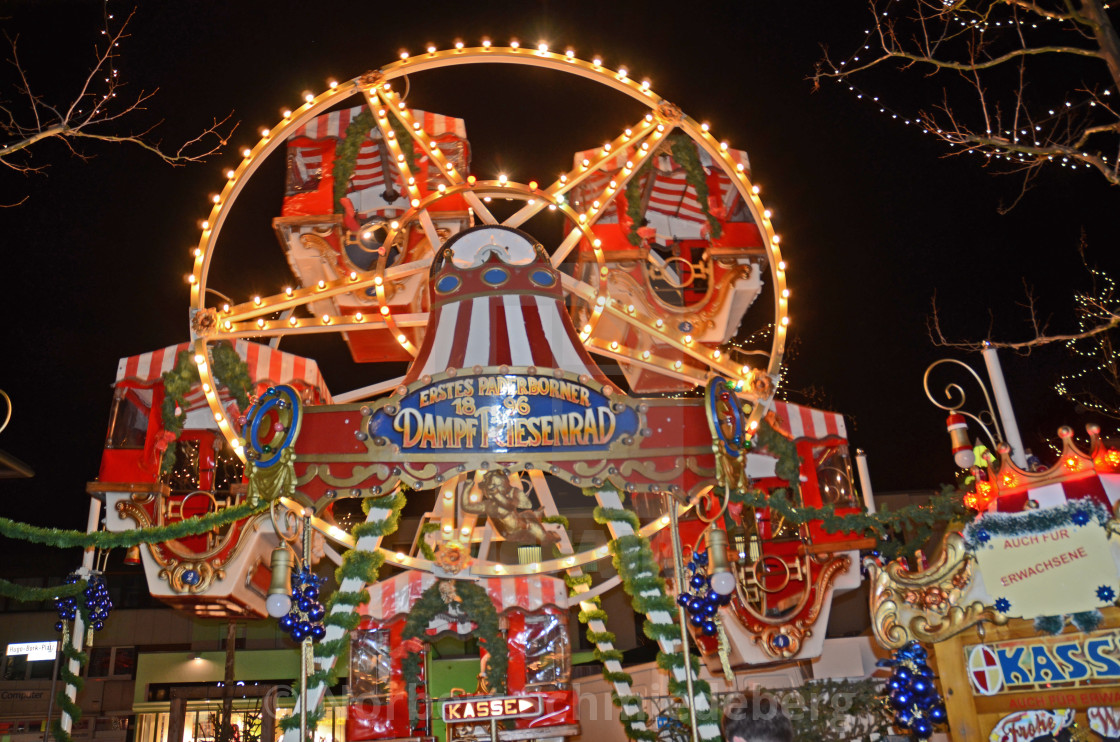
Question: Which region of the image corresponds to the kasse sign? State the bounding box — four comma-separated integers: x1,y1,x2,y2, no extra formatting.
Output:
441,694,544,722
370,373,641,455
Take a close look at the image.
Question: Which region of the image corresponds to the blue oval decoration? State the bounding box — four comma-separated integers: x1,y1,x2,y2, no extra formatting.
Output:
483,267,509,285
436,274,461,294
530,269,556,287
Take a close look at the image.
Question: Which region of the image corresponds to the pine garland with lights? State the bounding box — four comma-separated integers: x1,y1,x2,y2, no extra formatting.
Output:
160,342,251,475
399,579,508,727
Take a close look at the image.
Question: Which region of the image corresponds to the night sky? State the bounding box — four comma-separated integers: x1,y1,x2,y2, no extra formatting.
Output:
2,1,1120,540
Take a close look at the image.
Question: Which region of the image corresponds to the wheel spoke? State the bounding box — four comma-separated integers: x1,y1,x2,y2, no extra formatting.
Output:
506,115,667,231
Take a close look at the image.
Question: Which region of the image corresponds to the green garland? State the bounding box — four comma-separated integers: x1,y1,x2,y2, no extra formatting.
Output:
160,342,251,475
624,135,723,246
624,160,654,246
0,499,264,551
52,630,88,742
399,579,508,726
280,490,407,734
0,577,86,603
332,110,416,215
725,418,966,562
668,135,722,239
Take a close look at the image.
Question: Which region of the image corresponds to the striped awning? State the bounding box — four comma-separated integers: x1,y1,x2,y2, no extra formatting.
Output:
992,473,1120,513
114,340,332,411
360,571,568,624
289,104,467,197
768,400,847,442
403,293,611,387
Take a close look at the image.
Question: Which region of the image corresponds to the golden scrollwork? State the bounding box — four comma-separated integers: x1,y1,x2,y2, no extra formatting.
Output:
736,554,850,660
295,462,392,488
162,560,223,594
618,457,686,481
867,532,1008,649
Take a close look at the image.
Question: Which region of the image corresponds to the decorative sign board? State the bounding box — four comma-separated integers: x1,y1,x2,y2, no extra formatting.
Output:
971,507,1118,619
1089,706,1120,739
370,373,641,455
966,628,1120,708
988,708,1074,742
5,641,58,662
441,694,544,723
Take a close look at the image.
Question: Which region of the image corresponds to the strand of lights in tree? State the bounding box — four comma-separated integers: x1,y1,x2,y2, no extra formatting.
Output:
827,3,1117,173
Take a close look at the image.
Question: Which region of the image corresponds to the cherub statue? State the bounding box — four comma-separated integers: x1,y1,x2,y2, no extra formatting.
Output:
462,471,559,549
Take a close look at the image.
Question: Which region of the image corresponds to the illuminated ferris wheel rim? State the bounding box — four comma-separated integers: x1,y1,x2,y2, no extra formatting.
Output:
186,44,791,460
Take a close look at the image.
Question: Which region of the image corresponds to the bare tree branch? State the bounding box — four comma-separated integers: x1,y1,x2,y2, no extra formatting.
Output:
814,0,1120,193
0,8,235,196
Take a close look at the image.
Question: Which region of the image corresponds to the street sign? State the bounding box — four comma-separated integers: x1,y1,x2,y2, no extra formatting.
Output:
441,694,544,723
6,641,58,662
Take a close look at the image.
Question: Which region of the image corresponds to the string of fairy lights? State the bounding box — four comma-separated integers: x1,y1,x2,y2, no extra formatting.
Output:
1054,265,1120,440
185,42,791,461
823,2,1118,175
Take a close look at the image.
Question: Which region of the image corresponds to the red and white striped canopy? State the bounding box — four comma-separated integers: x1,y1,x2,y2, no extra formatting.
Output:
360,570,568,624
289,104,467,198
768,400,847,442
992,473,1120,513
404,292,611,387
114,340,332,410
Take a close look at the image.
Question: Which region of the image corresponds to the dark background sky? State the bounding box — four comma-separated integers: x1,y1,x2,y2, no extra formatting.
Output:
2,0,1119,541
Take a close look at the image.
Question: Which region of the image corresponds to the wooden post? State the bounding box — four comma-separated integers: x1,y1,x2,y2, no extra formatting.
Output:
261,688,277,742
933,630,982,740
219,620,237,742
167,697,187,742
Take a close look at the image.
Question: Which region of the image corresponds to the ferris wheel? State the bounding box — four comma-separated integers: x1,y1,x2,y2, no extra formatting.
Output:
185,43,791,467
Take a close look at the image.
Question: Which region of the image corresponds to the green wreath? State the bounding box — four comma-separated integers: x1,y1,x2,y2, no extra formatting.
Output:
332,110,416,215
625,134,722,246
400,579,508,726
159,341,251,476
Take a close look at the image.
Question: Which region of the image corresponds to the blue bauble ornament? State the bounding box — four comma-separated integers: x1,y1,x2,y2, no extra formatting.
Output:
894,666,912,682
308,604,325,623
929,704,947,723
298,597,312,612
677,593,690,607
311,624,325,640
896,709,913,728
92,620,104,631
701,620,717,636
887,678,904,692
918,665,933,678
54,621,64,632
297,621,312,635
303,586,319,600
912,718,933,739
689,613,705,627
290,626,305,641
702,601,718,617
911,678,931,695
279,614,296,631
717,592,732,606
890,691,912,710
688,598,703,614
689,574,706,590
